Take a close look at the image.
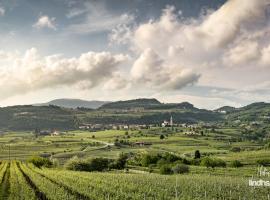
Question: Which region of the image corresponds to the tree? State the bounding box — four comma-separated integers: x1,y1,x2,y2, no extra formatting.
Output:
114,153,128,169
28,156,52,168
160,134,165,140
194,150,201,159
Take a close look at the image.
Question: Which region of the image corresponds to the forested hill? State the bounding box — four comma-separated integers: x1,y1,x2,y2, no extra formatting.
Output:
99,98,196,110
0,99,270,131
99,98,162,110
0,105,79,131
224,102,270,123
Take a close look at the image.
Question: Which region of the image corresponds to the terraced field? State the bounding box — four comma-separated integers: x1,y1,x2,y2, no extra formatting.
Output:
0,161,269,200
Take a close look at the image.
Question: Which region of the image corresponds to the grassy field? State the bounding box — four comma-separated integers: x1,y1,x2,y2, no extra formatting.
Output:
0,161,268,200
0,127,269,199
0,127,268,163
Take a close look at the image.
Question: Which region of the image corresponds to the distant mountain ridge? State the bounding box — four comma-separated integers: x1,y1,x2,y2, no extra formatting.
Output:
0,98,270,131
35,98,110,109
99,98,161,110
99,98,196,110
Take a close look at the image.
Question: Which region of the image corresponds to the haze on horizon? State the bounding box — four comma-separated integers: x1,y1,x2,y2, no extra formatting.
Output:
0,0,270,109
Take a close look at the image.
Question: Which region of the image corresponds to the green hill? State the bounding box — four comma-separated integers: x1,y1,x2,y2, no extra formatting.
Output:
0,105,78,131
225,102,270,123
35,98,109,109
99,98,162,110
2,99,270,131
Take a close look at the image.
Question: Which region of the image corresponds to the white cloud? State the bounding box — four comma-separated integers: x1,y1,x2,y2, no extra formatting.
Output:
131,48,200,90
197,0,268,48
103,73,129,90
0,48,128,99
0,6,5,16
122,0,270,94
224,40,261,65
67,2,135,34
33,15,57,30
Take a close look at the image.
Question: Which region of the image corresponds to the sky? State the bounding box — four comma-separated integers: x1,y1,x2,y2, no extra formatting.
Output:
0,0,270,109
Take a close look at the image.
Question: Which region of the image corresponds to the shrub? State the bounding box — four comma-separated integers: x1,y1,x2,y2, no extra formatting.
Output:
201,157,226,168
162,152,180,163
190,159,201,166
257,159,270,166
230,147,241,152
172,164,189,174
182,158,191,165
160,135,165,140
194,150,201,159
159,165,173,175
112,153,128,169
215,158,226,168
157,159,169,168
65,156,110,172
27,156,52,168
201,157,214,168
88,157,110,171
64,156,90,171
230,160,243,168
141,154,160,167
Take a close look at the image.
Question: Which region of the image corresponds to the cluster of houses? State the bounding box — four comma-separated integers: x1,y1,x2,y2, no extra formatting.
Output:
36,130,61,136
78,124,151,131
78,115,205,132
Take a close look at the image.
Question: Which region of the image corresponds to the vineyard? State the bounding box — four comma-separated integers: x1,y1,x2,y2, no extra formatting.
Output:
0,161,268,200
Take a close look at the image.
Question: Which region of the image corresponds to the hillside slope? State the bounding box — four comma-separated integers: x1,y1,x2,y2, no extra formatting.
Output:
35,99,109,109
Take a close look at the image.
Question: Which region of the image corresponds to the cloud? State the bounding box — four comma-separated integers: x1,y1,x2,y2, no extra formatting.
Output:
33,15,57,30
196,0,268,48
109,24,134,45
223,40,261,65
118,0,270,94
103,73,130,90
0,48,128,99
0,6,5,16
66,2,135,34
131,48,200,90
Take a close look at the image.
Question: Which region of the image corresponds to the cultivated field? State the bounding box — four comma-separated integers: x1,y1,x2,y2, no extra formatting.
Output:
0,161,269,200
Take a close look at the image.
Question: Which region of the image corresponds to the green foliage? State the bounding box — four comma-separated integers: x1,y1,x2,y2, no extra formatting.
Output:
257,159,270,166
231,147,241,152
88,158,110,171
160,134,165,140
159,165,173,175
65,154,128,172
230,160,243,168
27,156,52,168
65,156,110,172
194,150,201,159
109,153,128,170
172,164,189,174
141,154,160,167
201,157,226,168
64,156,90,171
